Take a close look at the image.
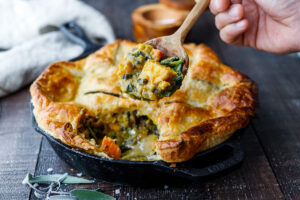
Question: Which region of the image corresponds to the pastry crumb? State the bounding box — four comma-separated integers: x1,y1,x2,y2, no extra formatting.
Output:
47,168,53,172
76,172,82,177
170,163,176,168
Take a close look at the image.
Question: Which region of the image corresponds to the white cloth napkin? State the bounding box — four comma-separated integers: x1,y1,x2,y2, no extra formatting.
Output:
0,0,115,97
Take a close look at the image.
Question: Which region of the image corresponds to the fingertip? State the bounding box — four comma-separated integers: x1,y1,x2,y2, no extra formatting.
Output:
236,19,249,30
228,4,244,20
215,4,245,30
220,19,248,44
210,0,231,15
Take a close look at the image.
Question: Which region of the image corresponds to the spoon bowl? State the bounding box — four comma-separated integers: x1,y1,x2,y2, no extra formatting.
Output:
146,35,189,75
145,0,210,75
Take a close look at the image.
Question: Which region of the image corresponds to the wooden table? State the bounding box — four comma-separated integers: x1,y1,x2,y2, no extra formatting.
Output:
1,0,300,199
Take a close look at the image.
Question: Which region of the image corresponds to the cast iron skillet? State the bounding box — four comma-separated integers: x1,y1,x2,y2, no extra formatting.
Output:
31,22,245,185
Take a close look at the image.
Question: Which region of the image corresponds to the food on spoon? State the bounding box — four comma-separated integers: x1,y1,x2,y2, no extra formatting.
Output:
118,43,185,100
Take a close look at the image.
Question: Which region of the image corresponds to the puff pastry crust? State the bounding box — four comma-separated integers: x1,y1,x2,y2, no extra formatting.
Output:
30,40,257,162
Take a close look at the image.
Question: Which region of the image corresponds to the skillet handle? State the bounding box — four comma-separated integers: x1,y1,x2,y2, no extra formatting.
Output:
60,22,99,51
166,140,244,180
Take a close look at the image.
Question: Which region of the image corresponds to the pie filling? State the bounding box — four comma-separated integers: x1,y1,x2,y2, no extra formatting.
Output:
118,43,184,100
78,110,159,160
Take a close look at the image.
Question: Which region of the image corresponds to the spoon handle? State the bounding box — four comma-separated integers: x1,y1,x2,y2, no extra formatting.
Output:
173,0,210,42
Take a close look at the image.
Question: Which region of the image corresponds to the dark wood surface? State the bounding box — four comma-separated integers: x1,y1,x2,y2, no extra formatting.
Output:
0,0,299,199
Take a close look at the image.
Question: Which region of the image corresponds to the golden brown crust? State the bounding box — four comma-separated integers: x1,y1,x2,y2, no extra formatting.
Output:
30,40,257,162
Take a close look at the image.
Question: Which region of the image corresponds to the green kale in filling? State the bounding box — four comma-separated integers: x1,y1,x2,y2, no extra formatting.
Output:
158,56,185,97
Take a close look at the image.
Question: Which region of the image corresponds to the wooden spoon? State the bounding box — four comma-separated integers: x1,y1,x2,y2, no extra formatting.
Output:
145,0,210,75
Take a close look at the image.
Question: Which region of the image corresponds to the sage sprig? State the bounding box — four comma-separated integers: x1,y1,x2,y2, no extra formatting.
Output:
70,189,115,200
28,174,94,184
22,173,115,200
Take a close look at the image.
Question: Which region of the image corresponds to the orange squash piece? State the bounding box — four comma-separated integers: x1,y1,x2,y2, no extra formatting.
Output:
101,136,121,159
151,48,165,61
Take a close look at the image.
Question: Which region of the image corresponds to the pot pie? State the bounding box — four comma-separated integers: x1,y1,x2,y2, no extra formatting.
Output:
30,40,257,162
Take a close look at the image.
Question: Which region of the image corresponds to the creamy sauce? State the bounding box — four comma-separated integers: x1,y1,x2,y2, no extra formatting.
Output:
121,134,158,160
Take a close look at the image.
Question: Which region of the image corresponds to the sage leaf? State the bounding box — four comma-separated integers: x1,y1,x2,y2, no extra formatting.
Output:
70,189,115,200
49,195,78,200
29,174,94,184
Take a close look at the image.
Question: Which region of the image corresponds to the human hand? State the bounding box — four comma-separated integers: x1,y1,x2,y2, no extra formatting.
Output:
209,0,300,53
